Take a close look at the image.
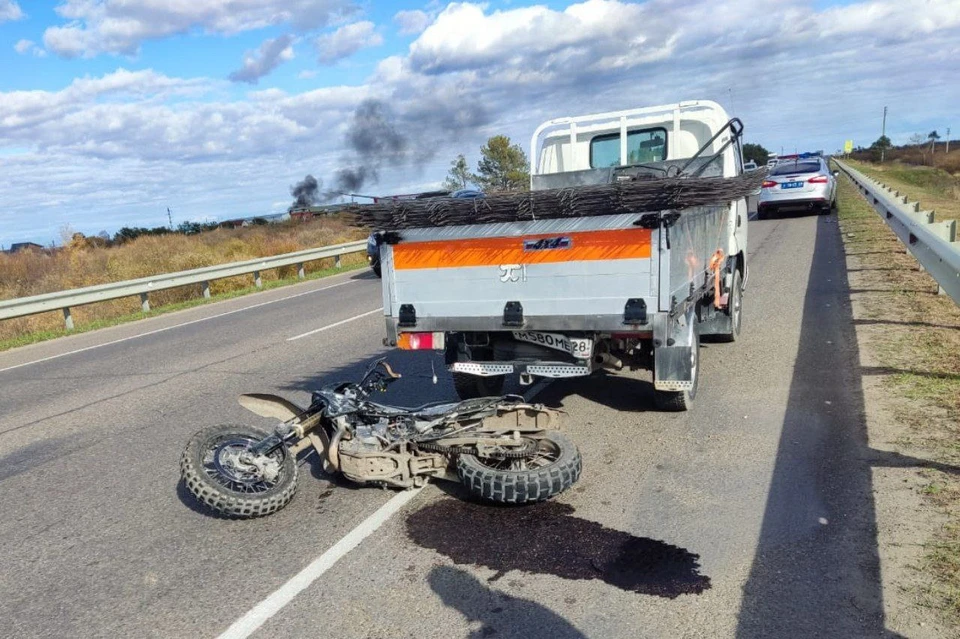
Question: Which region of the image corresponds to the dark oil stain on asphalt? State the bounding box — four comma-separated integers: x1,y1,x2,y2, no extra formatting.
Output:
406,499,711,598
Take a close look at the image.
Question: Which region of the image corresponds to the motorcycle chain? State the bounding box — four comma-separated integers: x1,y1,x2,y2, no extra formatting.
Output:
416,438,537,459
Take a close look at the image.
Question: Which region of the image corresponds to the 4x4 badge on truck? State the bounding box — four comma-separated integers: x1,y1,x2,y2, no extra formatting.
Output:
524,236,572,251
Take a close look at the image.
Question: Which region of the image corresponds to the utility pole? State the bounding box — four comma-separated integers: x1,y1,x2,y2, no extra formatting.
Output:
167,207,173,229
947,127,952,154
880,106,888,163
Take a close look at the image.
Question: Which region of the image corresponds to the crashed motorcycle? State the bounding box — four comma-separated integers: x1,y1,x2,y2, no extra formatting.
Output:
180,359,581,518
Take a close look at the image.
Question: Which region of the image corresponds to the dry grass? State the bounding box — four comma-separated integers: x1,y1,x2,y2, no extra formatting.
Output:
851,144,960,175
0,217,367,343
846,158,960,223
835,167,960,627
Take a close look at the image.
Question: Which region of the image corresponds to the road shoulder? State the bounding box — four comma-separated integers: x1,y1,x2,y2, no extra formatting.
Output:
837,170,960,635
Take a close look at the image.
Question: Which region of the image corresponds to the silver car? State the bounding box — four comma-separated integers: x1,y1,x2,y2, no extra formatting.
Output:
757,157,838,219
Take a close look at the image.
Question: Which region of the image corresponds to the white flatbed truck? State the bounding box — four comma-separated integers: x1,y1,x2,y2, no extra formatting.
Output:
376,101,752,411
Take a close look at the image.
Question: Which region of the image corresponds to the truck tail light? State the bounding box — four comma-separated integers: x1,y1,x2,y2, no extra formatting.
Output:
808,175,829,183
761,180,777,188
397,332,446,350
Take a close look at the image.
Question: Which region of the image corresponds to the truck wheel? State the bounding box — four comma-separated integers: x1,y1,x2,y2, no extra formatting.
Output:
653,330,700,412
452,372,505,400
715,270,743,343
457,432,582,504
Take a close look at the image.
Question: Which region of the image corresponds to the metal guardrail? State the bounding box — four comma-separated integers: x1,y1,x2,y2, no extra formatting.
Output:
834,159,960,305
0,240,367,329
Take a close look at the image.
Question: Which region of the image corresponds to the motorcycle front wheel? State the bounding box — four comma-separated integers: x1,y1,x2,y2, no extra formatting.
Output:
180,424,298,518
456,431,581,504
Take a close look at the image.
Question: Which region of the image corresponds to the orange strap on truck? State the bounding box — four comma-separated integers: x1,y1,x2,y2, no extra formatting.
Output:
709,250,725,309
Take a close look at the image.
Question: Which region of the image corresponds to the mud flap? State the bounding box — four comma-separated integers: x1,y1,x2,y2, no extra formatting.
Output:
698,307,733,336
653,309,697,392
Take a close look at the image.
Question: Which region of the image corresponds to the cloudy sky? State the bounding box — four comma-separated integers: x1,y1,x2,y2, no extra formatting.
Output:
1,0,957,246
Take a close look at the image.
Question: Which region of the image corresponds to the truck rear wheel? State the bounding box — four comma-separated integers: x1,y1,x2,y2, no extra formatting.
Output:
452,372,505,400
653,330,700,412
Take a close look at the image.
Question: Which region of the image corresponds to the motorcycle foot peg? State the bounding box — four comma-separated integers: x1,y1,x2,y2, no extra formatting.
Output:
519,372,534,386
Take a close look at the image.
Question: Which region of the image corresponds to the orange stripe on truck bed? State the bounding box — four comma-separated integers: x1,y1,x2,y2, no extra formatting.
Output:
393,228,652,270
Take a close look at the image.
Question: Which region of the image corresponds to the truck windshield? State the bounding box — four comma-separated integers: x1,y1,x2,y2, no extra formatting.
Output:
590,128,667,168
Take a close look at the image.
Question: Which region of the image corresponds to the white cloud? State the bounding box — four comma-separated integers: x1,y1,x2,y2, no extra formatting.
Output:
3,0,960,244
14,39,47,57
315,21,383,65
229,35,296,84
0,0,23,23
42,0,357,58
394,9,430,36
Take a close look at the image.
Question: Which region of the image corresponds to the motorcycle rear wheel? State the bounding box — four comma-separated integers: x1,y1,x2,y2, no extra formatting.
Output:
456,431,581,504
180,424,298,519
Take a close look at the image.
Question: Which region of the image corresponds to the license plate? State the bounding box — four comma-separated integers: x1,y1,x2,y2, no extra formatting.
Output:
512,331,593,359
781,181,804,189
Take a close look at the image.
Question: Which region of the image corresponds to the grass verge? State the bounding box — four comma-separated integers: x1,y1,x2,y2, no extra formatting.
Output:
834,165,960,628
0,261,367,353
845,158,960,222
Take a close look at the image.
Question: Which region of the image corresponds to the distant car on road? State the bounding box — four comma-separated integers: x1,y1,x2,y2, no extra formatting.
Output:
757,157,837,219
743,160,758,171
367,188,485,277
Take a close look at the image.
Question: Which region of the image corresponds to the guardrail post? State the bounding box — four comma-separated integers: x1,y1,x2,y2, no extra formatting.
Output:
202,281,211,298
335,255,342,269
930,220,957,295
140,293,150,313
63,307,74,331
297,263,305,279
254,271,262,288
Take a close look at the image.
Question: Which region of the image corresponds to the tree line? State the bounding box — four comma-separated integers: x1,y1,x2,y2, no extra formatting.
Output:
442,135,531,193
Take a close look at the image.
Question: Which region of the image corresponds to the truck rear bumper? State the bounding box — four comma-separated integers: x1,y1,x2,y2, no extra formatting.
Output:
385,314,650,342
451,360,592,379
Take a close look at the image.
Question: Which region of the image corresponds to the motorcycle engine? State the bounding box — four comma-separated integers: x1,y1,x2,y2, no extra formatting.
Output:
338,419,445,488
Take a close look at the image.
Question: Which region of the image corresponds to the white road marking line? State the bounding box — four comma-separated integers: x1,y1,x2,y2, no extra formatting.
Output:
218,487,423,639
286,308,383,341
0,280,357,374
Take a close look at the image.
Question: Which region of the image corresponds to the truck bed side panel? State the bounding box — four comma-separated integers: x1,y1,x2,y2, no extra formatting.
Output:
660,204,731,311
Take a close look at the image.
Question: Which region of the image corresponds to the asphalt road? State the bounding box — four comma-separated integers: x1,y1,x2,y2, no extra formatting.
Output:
0,213,894,638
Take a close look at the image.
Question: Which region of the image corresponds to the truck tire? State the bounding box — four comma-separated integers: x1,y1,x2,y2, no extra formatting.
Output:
457,432,581,504
653,330,700,412
715,270,743,343
452,372,505,400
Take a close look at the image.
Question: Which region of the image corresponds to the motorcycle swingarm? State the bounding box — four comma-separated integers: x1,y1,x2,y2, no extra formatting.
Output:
482,406,560,431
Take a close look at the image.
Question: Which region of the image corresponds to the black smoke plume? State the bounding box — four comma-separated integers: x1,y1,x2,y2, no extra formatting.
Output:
324,100,408,199
290,174,320,209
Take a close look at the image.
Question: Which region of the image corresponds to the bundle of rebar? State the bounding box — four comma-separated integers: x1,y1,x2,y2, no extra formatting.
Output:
352,170,768,231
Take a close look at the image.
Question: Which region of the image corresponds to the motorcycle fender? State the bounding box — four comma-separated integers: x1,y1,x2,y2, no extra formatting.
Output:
238,393,304,422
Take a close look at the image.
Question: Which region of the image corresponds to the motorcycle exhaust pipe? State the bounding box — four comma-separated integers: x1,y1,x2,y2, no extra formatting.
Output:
594,353,623,371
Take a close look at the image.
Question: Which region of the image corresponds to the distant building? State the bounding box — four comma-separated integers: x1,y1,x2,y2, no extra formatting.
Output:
5,242,44,254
